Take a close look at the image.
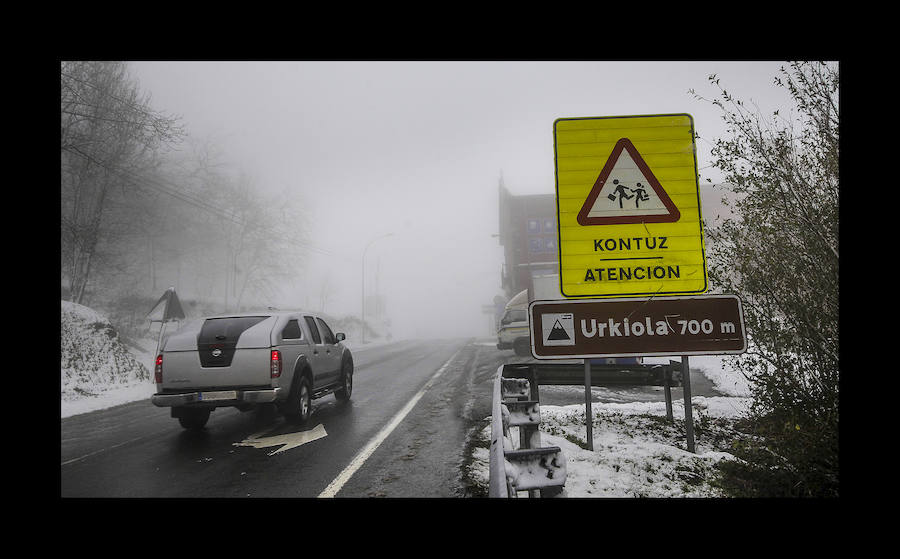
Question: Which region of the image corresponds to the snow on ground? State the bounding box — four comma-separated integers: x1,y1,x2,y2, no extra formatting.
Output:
466,393,751,497
61,300,153,418
463,358,753,498
62,301,754,497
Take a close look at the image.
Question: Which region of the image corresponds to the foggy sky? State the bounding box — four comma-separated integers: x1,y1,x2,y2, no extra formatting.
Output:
127,60,792,339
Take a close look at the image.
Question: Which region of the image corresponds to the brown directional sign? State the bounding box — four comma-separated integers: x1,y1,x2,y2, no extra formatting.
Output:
529,294,746,359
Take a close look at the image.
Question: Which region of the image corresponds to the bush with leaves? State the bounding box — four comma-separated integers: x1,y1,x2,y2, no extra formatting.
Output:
692,62,839,497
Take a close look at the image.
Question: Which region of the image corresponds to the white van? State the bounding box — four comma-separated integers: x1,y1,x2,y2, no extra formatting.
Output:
496,289,530,356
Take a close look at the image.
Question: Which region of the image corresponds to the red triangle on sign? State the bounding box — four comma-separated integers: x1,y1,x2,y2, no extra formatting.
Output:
576,137,681,226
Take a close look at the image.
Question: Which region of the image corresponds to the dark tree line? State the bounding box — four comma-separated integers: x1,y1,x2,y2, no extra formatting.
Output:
61,61,310,321
61,60,184,305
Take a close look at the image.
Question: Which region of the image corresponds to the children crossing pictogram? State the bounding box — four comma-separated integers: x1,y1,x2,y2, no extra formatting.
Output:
577,137,681,226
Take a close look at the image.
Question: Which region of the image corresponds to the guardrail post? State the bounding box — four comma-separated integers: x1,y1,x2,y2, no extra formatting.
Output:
490,364,568,498
520,365,540,498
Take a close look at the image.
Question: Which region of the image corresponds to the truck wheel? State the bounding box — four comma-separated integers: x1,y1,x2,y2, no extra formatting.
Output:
334,359,353,403
178,408,211,430
281,375,311,423
513,338,531,357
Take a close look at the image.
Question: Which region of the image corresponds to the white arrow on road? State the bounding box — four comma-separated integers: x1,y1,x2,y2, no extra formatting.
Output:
234,424,327,455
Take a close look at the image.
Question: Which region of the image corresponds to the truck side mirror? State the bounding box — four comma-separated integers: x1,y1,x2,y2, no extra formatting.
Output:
336,332,346,342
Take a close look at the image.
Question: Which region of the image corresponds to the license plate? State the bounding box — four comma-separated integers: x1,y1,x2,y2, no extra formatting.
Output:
198,390,237,402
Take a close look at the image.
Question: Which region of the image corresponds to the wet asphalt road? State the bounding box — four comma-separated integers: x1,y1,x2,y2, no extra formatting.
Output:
61,339,485,497
60,339,721,498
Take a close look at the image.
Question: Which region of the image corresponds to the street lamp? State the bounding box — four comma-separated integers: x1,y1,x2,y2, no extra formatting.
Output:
362,232,393,344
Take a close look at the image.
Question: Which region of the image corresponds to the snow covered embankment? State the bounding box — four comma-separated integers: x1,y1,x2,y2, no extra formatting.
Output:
61,300,154,417
464,357,754,498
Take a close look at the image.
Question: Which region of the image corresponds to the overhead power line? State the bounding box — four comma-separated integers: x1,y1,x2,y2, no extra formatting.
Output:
65,149,335,259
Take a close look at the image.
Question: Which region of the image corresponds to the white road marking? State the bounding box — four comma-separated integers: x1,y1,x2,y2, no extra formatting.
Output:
318,347,462,498
234,424,328,455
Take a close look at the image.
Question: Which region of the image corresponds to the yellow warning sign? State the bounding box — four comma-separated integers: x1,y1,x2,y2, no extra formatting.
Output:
553,114,707,298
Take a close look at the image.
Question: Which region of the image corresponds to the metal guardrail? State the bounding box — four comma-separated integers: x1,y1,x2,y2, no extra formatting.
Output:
488,370,510,498
488,360,684,498
489,366,566,498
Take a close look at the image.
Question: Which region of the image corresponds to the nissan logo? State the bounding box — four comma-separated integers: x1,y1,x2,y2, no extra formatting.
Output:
211,348,223,358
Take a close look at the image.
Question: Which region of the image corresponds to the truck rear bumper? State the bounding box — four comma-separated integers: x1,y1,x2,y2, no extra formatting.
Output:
152,387,281,407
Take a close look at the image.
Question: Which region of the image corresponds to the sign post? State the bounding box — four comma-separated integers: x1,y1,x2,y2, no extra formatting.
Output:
584,359,593,451
682,355,695,453
663,366,674,422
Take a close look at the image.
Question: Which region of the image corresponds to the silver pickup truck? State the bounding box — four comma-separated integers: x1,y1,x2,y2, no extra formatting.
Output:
151,310,353,430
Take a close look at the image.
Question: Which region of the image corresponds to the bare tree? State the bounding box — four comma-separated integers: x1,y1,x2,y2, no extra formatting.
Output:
60,64,312,320
224,178,310,309
60,61,183,304
143,140,312,312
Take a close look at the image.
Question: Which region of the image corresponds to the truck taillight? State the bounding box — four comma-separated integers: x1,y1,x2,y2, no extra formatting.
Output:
155,354,163,383
271,350,282,378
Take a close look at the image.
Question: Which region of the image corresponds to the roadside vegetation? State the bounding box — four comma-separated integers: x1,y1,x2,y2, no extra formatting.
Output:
61,62,315,323
61,62,389,345
691,61,839,497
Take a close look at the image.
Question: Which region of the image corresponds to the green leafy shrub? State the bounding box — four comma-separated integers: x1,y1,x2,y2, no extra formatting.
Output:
693,62,839,497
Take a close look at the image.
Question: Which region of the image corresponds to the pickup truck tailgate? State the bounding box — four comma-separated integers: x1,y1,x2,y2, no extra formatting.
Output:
160,315,275,390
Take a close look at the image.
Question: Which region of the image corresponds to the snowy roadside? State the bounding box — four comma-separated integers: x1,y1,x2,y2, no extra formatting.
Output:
61,301,755,497
463,357,753,498
61,300,157,419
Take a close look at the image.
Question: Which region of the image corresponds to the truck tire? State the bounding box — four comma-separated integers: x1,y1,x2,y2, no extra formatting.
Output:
280,374,311,424
334,358,353,403
513,338,531,357
178,408,211,430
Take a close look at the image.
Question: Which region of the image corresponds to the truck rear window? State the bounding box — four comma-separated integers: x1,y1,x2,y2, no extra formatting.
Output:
197,316,268,367
199,316,268,344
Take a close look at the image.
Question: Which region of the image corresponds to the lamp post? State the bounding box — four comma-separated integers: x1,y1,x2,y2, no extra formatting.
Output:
362,233,393,344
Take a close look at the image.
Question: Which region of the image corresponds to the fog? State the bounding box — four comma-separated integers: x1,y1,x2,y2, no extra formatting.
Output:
127,60,791,340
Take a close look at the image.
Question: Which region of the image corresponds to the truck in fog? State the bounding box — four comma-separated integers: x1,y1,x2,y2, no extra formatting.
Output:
151,310,354,430
496,274,640,364
497,274,560,356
